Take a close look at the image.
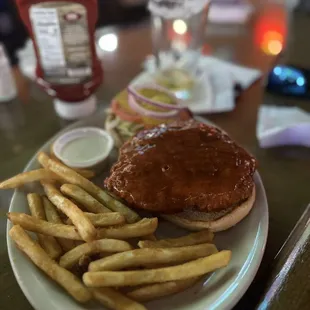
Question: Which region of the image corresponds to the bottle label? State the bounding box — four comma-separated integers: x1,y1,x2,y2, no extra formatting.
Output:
30,1,92,84
148,0,210,19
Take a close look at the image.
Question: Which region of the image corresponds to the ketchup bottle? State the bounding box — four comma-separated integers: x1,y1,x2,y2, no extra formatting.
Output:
15,0,103,119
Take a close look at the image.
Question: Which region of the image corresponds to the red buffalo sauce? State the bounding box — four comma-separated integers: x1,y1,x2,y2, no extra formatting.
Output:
15,0,103,119
105,120,257,213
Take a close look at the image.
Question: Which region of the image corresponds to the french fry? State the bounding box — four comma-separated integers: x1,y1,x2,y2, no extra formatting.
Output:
27,193,46,219
60,184,111,213
42,196,76,251
37,152,139,223
73,168,95,179
9,225,91,303
138,230,214,249
42,181,96,242
96,218,158,240
92,288,147,310
83,251,231,287
89,189,140,223
66,212,126,227
59,239,133,269
127,277,200,302
27,193,62,259
8,212,83,240
38,151,53,168
0,169,59,189
88,243,218,271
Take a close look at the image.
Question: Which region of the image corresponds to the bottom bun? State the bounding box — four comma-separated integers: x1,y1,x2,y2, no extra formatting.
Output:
161,185,256,232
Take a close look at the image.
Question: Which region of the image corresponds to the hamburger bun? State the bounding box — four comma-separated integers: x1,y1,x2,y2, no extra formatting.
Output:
105,120,257,232
162,186,256,232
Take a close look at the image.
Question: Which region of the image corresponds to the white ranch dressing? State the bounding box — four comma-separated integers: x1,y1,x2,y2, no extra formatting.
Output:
60,134,109,165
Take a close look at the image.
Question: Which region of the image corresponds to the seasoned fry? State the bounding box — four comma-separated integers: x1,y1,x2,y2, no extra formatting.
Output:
73,168,95,179
138,230,214,249
27,193,46,219
8,212,82,240
88,243,218,271
91,189,140,223
60,239,133,269
66,212,126,227
92,288,147,310
42,181,96,242
42,196,76,251
37,151,51,168
60,184,110,213
97,218,158,240
0,169,59,189
27,194,62,259
127,278,200,302
9,225,91,302
37,152,139,223
83,250,231,287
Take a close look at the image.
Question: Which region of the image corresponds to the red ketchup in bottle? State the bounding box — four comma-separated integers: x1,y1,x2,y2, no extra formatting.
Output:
15,0,103,119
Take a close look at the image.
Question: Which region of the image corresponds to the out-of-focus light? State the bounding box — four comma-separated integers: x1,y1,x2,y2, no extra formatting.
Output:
279,72,286,81
273,66,282,75
173,19,187,35
254,4,286,57
98,33,118,52
260,31,283,56
296,76,305,87
267,40,282,55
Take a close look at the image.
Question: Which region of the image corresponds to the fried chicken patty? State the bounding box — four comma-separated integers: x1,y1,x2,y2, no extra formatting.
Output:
105,120,257,213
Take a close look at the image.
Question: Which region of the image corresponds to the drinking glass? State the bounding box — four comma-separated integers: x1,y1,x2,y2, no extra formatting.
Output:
149,0,210,99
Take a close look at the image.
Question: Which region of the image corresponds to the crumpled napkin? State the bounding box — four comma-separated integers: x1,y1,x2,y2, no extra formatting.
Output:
257,105,310,148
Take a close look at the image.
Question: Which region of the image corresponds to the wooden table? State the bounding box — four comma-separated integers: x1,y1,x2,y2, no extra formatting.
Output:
1,1,310,309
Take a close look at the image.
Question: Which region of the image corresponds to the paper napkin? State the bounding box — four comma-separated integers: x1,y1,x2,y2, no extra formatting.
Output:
257,105,310,148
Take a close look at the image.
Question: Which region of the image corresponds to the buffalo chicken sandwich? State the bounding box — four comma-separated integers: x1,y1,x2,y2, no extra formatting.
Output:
105,120,257,232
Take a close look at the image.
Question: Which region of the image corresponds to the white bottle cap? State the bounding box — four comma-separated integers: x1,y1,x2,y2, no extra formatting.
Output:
54,95,97,120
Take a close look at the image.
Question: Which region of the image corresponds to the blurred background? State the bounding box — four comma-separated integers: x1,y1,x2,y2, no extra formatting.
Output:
0,0,150,65
0,0,302,66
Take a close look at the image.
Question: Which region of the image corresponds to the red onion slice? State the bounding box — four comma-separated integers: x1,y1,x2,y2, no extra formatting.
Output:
127,84,184,111
111,99,142,123
128,92,180,119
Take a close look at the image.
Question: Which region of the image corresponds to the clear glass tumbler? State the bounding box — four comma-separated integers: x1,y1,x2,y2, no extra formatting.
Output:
149,0,210,99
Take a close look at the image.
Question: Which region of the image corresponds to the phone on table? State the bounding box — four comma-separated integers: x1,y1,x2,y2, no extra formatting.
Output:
266,64,310,99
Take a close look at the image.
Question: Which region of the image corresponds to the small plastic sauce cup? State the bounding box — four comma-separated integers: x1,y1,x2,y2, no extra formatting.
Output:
52,127,114,171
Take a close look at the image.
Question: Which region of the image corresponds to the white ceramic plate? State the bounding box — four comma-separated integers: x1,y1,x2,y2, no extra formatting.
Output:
7,111,268,310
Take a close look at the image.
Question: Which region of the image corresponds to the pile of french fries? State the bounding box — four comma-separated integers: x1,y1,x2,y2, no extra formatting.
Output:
1,151,232,310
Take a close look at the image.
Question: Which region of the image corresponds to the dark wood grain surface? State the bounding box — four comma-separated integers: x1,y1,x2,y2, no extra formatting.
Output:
1,1,310,310
257,204,310,310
